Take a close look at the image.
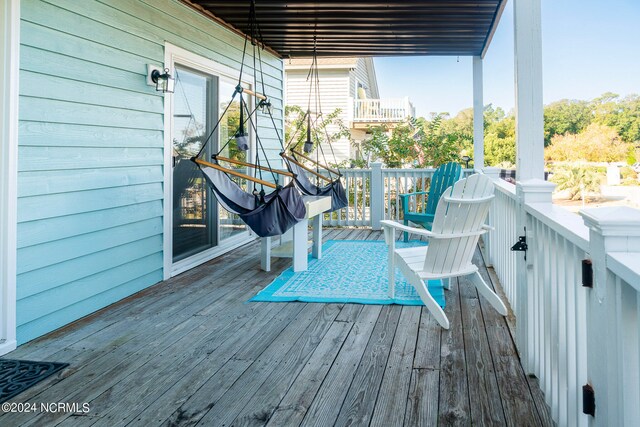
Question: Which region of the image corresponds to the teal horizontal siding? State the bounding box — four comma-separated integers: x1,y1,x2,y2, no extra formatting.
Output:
20,46,154,95
21,21,156,74
19,121,162,149
17,270,163,344
17,201,163,248
18,252,163,325
18,183,164,222
19,97,164,130
20,71,164,114
18,146,163,172
17,235,163,299
17,0,284,344
96,0,282,83
22,0,164,60
18,167,164,198
17,217,163,274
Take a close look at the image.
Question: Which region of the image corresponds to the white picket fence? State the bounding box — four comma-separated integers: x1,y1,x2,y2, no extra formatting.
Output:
483,170,640,427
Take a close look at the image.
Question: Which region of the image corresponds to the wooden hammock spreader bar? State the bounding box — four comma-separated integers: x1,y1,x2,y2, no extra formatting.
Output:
291,149,341,176
194,158,277,189
214,155,294,178
243,88,267,101
281,153,332,182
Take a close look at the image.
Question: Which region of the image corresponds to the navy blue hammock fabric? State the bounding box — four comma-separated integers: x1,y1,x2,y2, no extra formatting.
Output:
288,161,348,212
197,161,306,238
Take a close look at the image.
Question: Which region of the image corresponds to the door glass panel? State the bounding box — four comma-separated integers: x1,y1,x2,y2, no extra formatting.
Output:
172,67,217,262
217,79,248,241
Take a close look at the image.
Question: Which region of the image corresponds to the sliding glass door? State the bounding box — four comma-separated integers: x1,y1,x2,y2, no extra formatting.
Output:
171,65,249,264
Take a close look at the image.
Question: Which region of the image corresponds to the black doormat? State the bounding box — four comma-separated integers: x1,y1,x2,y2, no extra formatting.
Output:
0,359,68,403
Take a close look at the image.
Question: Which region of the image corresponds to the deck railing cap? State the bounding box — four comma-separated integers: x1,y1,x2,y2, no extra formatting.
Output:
581,206,640,237
482,167,501,179
516,179,555,204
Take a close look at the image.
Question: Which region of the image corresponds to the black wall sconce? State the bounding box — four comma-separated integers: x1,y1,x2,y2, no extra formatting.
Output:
147,65,175,93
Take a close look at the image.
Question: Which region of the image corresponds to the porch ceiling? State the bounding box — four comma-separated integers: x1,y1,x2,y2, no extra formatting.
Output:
182,0,507,57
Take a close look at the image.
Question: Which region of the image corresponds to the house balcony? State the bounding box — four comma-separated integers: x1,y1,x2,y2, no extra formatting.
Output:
350,97,416,130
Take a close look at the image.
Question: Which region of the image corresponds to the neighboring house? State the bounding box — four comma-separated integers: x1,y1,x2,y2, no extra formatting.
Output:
285,57,415,164
0,0,284,350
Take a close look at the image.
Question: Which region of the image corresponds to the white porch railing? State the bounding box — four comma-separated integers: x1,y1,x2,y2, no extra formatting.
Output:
323,163,473,227
484,170,640,427
352,97,415,123
326,168,371,227
485,179,518,305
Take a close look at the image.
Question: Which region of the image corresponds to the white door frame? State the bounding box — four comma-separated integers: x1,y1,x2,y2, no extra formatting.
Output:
162,43,254,279
0,0,20,354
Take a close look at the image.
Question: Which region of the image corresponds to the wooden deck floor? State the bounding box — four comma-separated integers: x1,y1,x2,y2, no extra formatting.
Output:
2,229,552,427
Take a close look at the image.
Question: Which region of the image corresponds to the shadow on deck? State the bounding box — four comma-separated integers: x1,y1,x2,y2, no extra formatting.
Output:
1,228,552,426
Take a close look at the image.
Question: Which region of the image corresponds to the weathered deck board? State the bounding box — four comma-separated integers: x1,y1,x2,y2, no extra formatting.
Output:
459,273,508,425
438,278,472,426
1,229,552,426
370,306,421,427
299,305,382,427
333,305,401,426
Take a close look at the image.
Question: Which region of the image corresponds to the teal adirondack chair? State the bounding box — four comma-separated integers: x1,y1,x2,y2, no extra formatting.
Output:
399,162,463,242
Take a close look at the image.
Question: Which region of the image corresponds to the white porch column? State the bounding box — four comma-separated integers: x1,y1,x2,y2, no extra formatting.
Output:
472,56,484,170
513,0,545,181
0,0,20,355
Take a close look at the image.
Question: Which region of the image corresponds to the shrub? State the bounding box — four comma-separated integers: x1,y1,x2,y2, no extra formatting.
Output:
621,177,640,186
550,164,603,200
620,166,638,180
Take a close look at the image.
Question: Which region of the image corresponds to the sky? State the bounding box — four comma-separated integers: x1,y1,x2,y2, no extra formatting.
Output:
373,0,640,118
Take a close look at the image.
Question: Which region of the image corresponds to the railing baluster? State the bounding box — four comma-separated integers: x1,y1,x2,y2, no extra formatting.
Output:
550,229,559,420
359,174,370,225
558,236,568,426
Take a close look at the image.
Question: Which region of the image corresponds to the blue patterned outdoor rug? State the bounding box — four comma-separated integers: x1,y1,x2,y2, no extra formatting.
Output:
251,240,445,307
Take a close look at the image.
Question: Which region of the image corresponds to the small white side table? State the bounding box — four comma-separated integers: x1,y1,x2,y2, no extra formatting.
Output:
260,196,332,272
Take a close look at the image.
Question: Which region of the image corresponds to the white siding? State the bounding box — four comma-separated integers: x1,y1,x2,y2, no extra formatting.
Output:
350,58,375,99
285,69,351,162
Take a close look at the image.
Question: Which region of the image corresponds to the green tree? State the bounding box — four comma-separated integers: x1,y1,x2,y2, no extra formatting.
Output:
545,123,631,163
592,93,640,144
543,99,592,145
284,105,352,163
484,107,516,166
357,115,464,168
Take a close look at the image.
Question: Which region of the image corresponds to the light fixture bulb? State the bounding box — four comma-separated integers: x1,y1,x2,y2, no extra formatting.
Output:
235,133,249,151
303,140,314,153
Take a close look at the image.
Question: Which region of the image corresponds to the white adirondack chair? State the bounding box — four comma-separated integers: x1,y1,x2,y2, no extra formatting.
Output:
382,173,507,329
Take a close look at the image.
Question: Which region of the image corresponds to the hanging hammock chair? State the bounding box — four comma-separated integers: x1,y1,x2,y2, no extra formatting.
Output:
281,45,349,212
190,1,306,237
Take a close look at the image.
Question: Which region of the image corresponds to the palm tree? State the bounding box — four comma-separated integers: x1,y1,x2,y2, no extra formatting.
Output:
550,165,602,201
